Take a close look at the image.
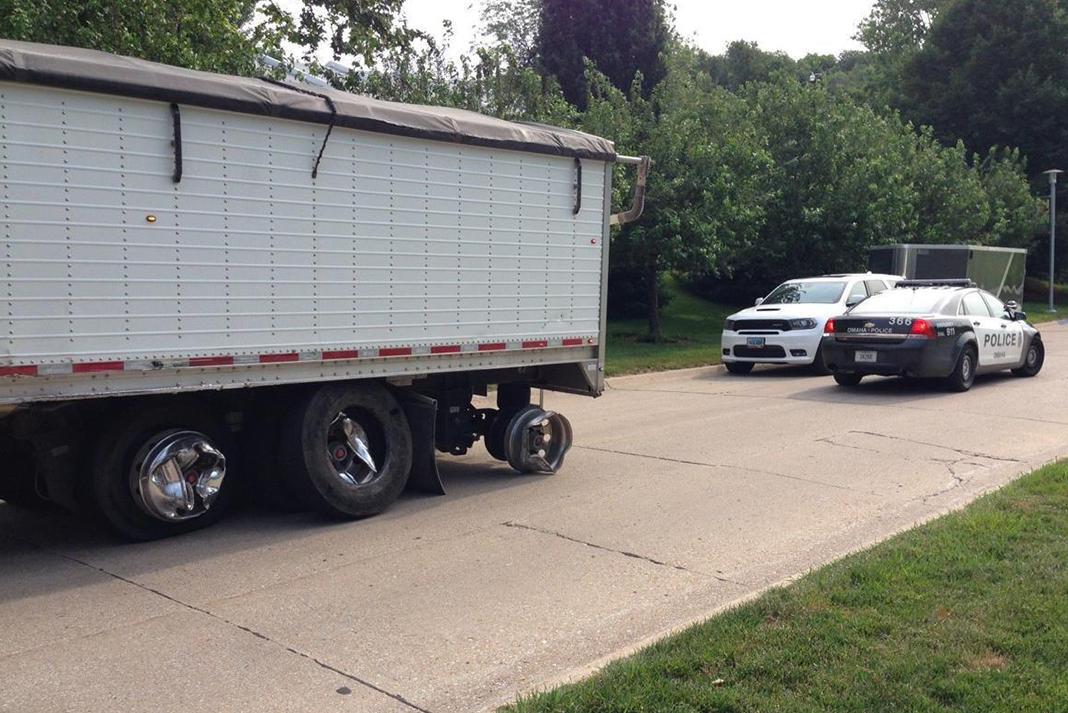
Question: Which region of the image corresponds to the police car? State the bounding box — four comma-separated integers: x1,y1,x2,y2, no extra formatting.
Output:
721,273,903,375
821,280,1043,391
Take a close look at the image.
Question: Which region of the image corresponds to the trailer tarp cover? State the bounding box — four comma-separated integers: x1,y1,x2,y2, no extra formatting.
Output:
0,40,616,161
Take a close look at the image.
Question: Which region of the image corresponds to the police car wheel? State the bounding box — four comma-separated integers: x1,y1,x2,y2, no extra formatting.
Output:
725,362,754,375
946,346,977,393
1012,339,1044,378
833,372,863,387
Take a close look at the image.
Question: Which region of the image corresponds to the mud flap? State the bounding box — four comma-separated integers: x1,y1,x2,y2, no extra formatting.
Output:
395,391,446,495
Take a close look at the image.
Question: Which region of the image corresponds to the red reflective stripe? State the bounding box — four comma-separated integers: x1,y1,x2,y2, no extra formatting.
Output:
561,338,584,346
322,349,360,360
379,347,413,357
259,353,298,363
478,342,506,351
73,361,124,373
430,345,461,354
0,365,37,377
189,356,234,367
522,340,548,349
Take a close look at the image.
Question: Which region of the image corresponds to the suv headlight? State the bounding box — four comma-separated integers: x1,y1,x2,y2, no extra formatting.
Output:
789,318,818,330
724,319,736,331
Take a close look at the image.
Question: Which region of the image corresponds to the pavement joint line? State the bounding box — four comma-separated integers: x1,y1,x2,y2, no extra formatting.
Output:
17,543,437,713
572,444,873,495
501,520,741,585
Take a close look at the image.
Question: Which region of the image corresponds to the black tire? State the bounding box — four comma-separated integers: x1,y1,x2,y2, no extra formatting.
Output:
810,343,832,376
0,433,49,508
281,382,412,520
92,403,237,541
833,372,863,387
946,346,977,392
1012,338,1044,378
484,409,510,462
725,361,754,375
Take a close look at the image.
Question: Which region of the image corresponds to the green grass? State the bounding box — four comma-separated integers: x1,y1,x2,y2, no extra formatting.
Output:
605,285,739,377
1023,301,1068,324
509,460,1068,713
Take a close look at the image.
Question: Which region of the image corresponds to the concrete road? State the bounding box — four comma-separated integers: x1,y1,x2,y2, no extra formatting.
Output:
4,324,1068,713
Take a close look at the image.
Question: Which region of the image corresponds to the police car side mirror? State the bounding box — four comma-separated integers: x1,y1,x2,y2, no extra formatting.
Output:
1015,311,1027,322
846,296,863,308
755,297,764,306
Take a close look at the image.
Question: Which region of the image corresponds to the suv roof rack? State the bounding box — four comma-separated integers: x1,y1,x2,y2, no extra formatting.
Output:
894,279,976,289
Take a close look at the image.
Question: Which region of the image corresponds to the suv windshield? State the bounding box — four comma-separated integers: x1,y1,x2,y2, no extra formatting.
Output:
849,289,946,315
762,281,845,305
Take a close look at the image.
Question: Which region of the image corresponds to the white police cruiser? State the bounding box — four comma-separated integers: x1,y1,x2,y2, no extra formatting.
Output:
721,273,903,375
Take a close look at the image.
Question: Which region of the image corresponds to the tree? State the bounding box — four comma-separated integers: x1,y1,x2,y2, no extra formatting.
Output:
536,0,669,108
856,0,948,56
0,0,264,75
0,0,417,76
903,0,1068,179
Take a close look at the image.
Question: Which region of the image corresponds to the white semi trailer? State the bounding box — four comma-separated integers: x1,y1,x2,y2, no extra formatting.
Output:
0,41,648,540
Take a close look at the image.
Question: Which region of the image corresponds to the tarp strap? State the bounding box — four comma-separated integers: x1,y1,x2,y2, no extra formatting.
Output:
261,78,337,179
170,103,182,183
573,158,582,215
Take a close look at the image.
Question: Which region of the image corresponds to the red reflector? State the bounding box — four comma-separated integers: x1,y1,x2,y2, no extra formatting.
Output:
823,318,836,335
561,338,584,346
479,342,506,351
909,319,936,339
0,365,37,377
259,353,299,363
522,340,548,349
322,349,360,361
430,345,462,354
73,361,124,373
189,356,234,367
379,347,413,357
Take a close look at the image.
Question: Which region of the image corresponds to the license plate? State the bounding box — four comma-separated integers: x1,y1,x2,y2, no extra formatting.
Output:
855,351,877,363
747,337,766,348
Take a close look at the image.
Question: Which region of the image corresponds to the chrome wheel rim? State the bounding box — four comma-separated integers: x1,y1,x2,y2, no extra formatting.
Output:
132,430,226,522
963,354,973,382
1027,347,1038,367
328,411,381,487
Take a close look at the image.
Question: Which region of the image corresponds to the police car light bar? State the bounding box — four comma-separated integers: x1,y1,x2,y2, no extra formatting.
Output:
894,279,976,289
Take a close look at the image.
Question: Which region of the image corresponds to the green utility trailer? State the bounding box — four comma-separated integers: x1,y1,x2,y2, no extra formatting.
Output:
868,244,1027,302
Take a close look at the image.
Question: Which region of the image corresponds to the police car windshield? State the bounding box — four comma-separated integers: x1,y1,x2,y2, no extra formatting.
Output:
849,289,945,314
762,281,845,305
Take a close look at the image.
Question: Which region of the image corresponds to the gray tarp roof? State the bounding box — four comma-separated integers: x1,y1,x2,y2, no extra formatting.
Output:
0,40,616,161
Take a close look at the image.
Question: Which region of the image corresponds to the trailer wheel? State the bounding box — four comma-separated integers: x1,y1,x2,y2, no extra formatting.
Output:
92,404,236,541
282,382,412,519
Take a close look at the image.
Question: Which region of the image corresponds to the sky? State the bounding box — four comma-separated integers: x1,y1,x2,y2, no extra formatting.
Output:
399,0,877,60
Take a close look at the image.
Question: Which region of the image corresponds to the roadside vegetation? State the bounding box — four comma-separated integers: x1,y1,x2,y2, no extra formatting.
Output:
509,458,1068,712
605,284,737,376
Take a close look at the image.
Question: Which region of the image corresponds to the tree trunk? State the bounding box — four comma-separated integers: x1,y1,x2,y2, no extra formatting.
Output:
646,262,661,341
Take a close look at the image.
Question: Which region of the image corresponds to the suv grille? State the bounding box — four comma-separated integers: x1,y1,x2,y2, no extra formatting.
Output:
733,319,791,332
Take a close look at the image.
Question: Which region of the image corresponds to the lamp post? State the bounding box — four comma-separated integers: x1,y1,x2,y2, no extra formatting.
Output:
1045,170,1063,312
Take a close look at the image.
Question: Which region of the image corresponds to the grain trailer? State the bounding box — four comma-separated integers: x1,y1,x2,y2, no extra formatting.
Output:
0,41,648,539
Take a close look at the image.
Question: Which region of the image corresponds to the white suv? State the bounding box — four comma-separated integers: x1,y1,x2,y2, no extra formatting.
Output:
721,273,903,375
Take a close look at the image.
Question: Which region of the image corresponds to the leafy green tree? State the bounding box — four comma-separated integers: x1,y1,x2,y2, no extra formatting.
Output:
903,0,1068,178
536,0,669,108
0,0,417,76
856,0,948,55
0,0,264,74
588,47,775,337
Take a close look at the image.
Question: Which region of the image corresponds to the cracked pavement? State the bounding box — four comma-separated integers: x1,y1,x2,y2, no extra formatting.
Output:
4,322,1068,712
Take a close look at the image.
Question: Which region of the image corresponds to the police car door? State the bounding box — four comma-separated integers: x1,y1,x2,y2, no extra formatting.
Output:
982,292,1025,366
961,291,1009,367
